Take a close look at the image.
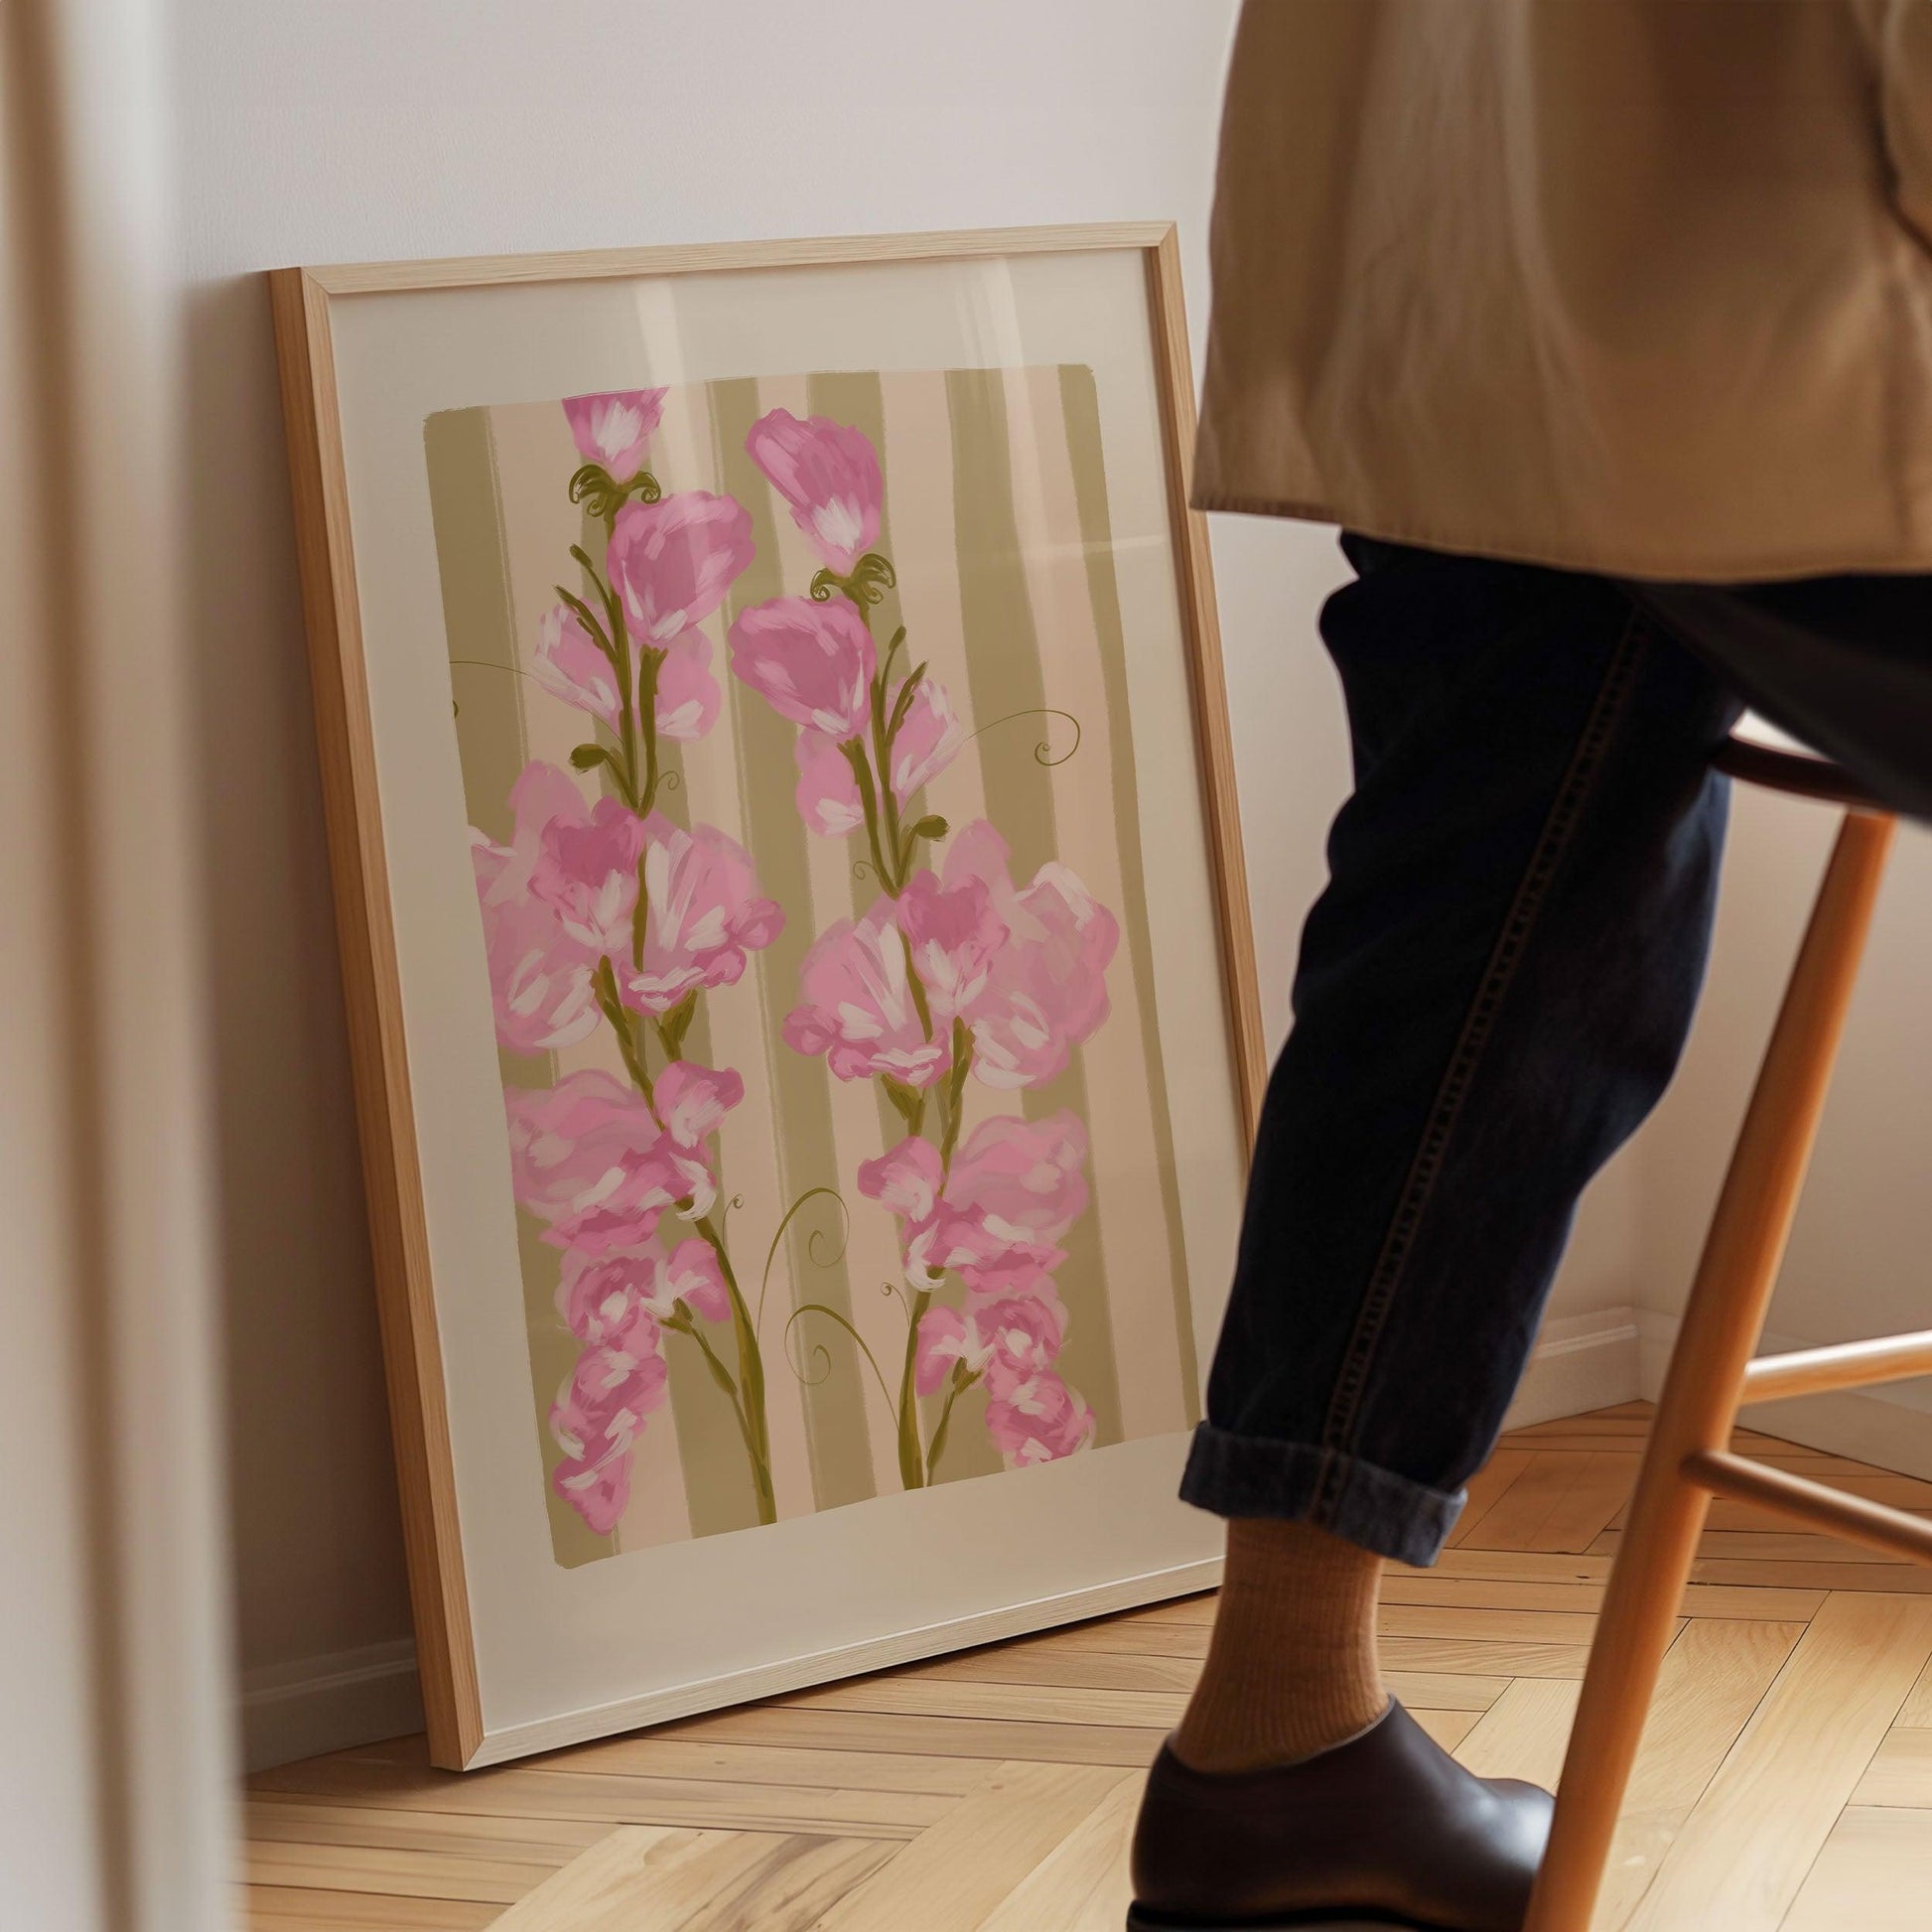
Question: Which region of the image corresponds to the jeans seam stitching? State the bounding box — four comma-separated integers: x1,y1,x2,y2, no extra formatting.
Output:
1310,611,1655,1521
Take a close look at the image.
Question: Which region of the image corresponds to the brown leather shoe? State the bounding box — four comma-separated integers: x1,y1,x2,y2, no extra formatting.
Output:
1127,1702,1552,1930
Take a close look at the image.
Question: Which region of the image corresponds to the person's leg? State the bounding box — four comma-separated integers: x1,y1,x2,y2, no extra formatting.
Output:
1176,536,1743,1770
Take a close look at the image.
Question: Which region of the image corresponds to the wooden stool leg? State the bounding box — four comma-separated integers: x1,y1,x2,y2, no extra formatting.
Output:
1524,809,1895,1932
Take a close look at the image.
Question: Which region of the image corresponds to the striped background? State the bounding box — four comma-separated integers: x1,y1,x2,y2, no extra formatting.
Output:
427,366,1198,1570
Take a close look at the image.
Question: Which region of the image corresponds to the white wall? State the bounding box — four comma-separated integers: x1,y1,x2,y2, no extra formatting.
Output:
174,0,1929,1767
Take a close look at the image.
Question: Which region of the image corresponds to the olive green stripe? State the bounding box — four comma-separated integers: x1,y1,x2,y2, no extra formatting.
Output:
711,375,878,1515
425,406,615,1566
1059,363,1201,1426
943,367,1124,1459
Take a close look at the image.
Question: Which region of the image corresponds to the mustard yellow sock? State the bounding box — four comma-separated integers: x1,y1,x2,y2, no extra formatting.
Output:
1172,1518,1388,1773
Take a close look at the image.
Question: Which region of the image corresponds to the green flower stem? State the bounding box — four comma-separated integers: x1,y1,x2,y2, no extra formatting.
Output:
840,738,897,895
697,1211,776,1525
636,644,662,814
664,1305,758,1466
592,958,654,1108
937,1022,972,1169
925,1361,978,1484
896,1284,932,1490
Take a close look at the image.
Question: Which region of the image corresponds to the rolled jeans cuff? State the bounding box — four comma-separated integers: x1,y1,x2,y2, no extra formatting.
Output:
1178,1421,1465,1569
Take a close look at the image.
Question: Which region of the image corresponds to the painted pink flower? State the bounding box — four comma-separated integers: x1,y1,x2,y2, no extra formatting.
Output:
985,1369,1096,1466
529,791,643,954
612,814,784,1014
608,492,755,646
784,898,950,1087
653,1059,745,1158
940,1112,1090,1280
943,821,1119,1090
504,1068,721,1251
894,1112,1089,1288
913,1293,1066,1396
858,1113,1088,1292
470,761,601,1053
652,629,721,743
896,870,1007,1025
549,1321,670,1533
889,677,964,800
794,729,865,836
745,407,883,576
728,596,876,739
562,389,666,482
532,603,621,728
557,1231,730,1342
856,1135,944,1225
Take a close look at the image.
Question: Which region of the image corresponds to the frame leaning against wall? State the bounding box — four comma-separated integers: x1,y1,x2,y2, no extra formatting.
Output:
270,222,1266,1769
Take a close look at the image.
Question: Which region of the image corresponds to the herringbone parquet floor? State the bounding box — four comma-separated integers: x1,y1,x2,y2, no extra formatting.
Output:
242,1404,1932,1930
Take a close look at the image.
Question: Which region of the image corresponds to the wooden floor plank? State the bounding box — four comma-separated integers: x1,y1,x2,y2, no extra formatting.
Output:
1851,1728,1932,1807
1460,1451,1635,1554
810,1762,1132,1932
243,1838,570,1905
975,1773,1141,1932
649,1705,1167,1767
1592,1620,1806,1930
516,1736,982,1797
244,1885,498,1929
1452,1678,1582,1790
242,1797,613,1862
484,1826,892,1932
1899,1656,1932,1727
1625,1592,1932,1932
1446,1449,1537,1549
252,1753,946,1839
1780,1807,1932,1931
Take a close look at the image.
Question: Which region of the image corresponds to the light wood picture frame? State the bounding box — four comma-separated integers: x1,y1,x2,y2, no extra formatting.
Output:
272,222,1264,1769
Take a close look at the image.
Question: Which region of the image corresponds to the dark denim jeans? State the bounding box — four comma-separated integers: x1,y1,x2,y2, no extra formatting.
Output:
1180,535,1932,1566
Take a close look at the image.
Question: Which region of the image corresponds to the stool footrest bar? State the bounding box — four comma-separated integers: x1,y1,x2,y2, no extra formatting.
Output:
1740,1330,1932,1404
1683,1450,1932,1565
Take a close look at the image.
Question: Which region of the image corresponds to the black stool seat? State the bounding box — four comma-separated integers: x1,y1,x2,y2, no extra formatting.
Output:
1714,721,1886,813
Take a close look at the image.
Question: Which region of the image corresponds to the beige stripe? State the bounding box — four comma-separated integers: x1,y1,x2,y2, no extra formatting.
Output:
877,370,1018,1485
643,381,818,1528
708,375,880,1517
1003,364,1188,1441
757,373,909,1499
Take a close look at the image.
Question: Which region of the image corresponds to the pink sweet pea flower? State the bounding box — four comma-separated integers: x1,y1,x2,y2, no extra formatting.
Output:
470,761,603,1053
652,629,721,743
859,1114,1088,1292
889,677,964,800
562,389,666,482
557,1231,731,1341
728,595,876,738
784,898,951,1087
985,1369,1096,1466
913,1292,1066,1397
745,407,882,576
856,1135,944,1225
897,871,1007,1026
505,1069,702,1250
529,791,643,954
532,603,622,728
904,1112,1089,1288
613,814,784,1014
549,1321,670,1532
653,1059,744,1155
470,836,600,1054
608,492,755,646
943,821,1119,1090
793,729,865,836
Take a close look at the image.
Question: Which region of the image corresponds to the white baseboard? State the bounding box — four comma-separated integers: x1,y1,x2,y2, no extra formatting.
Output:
1638,1309,1932,1481
240,1638,422,1772
1500,1305,1642,1430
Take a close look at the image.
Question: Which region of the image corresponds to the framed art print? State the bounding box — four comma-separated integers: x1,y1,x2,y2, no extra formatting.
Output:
272,223,1265,1769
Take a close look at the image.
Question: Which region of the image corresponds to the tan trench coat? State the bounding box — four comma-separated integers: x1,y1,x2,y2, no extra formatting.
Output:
1194,0,1932,581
